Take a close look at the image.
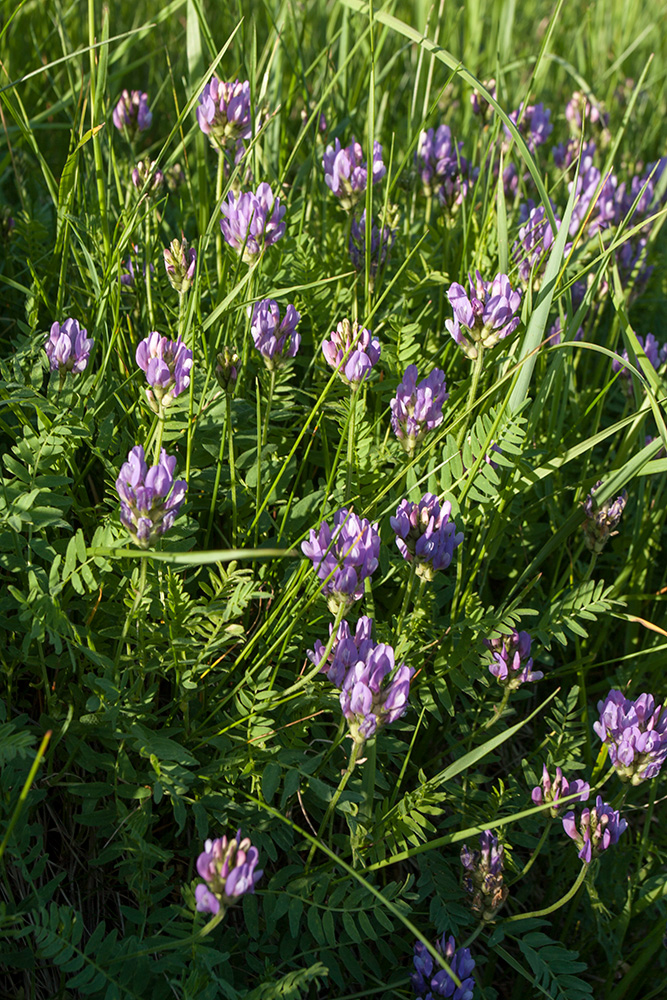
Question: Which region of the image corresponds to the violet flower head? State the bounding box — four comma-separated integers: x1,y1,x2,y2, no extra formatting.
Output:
562,796,627,864
445,272,522,359
250,299,301,369
194,830,263,916
568,165,619,239
582,480,627,553
512,205,560,286
612,333,667,391
301,508,380,613
411,934,476,1000
164,237,196,295
565,91,609,136
215,346,240,394
339,642,414,745
322,138,386,210
483,630,543,690
390,494,464,581
220,182,285,263
307,616,375,688
506,102,553,153
197,78,251,147
136,332,193,413
112,89,152,136
390,365,448,457
349,209,396,285
44,319,93,377
460,829,508,920
322,318,381,389
116,446,187,548
131,158,164,195
471,78,496,118
593,689,667,784
531,764,590,817
415,125,474,207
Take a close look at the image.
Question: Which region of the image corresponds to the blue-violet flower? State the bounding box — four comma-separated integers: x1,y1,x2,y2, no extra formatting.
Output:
390,365,448,457
195,830,263,916
411,934,476,1000
484,630,543,689
197,78,252,147
322,138,386,210
390,494,464,581
44,319,93,376
306,616,375,688
446,272,522,359
562,796,627,864
250,299,301,369
531,764,590,817
116,446,187,548
220,182,286,262
301,508,380,613
164,237,196,295
593,689,667,784
322,318,381,388
460,830,508,920
340,642,414,744
582,480,627,553
112,89,152,135
136,332,193,413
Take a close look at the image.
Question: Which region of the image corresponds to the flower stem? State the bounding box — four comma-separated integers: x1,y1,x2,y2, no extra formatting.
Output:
215,150,225,286
345,389,357,501
153,411,165,466
456,345,485,449
504,862,588,923
396,560,418,635
262,368,277,450
226,393,238,547
145,214,155,329
306,738,365,869
482,685,511,729
206,421,228,549
510,819,553,886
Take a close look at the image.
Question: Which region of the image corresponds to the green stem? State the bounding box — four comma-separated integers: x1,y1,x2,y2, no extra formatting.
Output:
153,411,165,465
205,421,227,549
345,388,357,501
177,292,186,341
262,367,277,450
456,346,485,449
145,214,155,328
461,921,485,950
510,819,553,885
396,560,418,635
226,393,238,547
124,910,225,960
88,0,110,258
505,863,588,923
0,730,52,863
215,150,225,286
482,685,511,729
306,738,366,868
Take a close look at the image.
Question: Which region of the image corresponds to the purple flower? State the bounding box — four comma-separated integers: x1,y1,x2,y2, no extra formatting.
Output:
112,89,152,136
411,934,476,1000
531,764,590,817
612,333,667,390
322,319,381,388
349,210,395,285
339,642,414,744
322,137,386,210
250,299,301,369
582,480,627,553
471,78,496,118
196,78,251,147
390,365,448,457
593,689,667,784
390,494,463,581
460,829,508,920
512,205,561,286
194,830,263,916
415,125,475,207
506,102,553,153
220,182,286,263
164,237,196,294
483,630,543,689
565,91,609,135
567,165,619,239
136,332,193,413
116,446,187,548
215,346,240,394
301,508,380,613
307,615,375,688
44,319,93,376
131,158,164,194
445,272,522,359
562,796,627,864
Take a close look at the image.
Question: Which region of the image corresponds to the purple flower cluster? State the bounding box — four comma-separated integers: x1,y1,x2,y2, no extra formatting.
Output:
390,365,448,457
340,641,414,744
349,210,395,282
415,126,474,207
506,102,553,153
116,446,187,548
484,630,543,690
593,689,667,784
322,138,386,210
307,615,375,688
512,205,560,286
44,319,93,376
460,829,508,920
612,333,667,389
112,89,152,135
568,165,618,239
131,158,164,194
582,480,627,553
220,182,285,262
563,796,627,863
565,91,609,135
250,299,301,369
531,764,590,817
195,830,263,915
136,332,193,413
322,319,381,388
411,934,476,1000
301,508,380,613
197,78,252,146
470,78,496,118
446,272,522,359
390,494,463,581
215,346,240,394
164,237,196,295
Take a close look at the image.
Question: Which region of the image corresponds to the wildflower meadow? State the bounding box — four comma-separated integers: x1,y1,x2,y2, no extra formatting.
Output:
2,0,667,997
